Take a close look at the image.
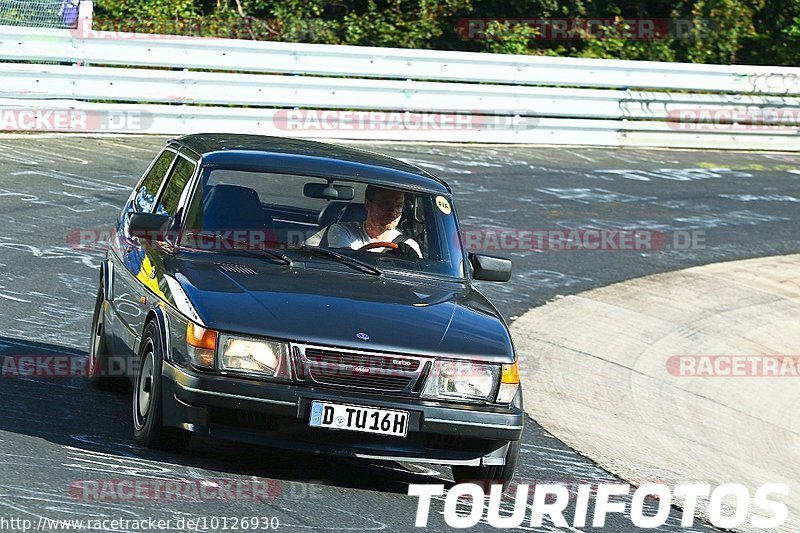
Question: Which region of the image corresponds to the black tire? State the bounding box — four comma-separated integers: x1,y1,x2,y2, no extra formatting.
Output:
88,287,127,392
451,389,523,491
132,321,190,451
451,439,521,492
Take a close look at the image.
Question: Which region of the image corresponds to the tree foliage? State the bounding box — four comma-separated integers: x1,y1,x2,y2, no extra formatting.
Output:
93,0,800,65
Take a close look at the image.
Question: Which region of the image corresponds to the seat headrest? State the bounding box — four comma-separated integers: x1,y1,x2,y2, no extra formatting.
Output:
202,184,267,231
340,202,367,222
317,201,348,227
317,201,366,227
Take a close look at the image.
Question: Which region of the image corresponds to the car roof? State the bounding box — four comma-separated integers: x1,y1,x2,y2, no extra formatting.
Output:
170,134,451,195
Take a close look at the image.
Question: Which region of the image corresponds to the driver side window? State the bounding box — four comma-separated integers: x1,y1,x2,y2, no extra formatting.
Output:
155,157,196,218
134,150,175,213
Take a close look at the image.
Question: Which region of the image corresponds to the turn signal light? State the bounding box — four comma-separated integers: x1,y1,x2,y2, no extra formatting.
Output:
496,361,520,404
501,361,520,384
186,322,217,369
187,322,217,350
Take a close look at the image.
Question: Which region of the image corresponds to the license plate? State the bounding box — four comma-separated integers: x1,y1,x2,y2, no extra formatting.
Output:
308,401,409,438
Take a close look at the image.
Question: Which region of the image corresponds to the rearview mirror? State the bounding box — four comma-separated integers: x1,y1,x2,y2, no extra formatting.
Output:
304,183,355,200
129,212,171,241
469,253,512,282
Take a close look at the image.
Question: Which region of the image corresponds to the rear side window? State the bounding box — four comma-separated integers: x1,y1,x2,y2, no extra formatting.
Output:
134,150,175,212
156,157,195,217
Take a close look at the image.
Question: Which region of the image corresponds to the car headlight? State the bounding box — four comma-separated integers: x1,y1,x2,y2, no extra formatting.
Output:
421,360,500,403
218,334,291,379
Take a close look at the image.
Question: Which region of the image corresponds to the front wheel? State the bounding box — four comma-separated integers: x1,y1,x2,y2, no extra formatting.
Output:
132,321,190,451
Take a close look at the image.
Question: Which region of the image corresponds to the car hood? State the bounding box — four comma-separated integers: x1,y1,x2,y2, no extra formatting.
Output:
172,258,513,362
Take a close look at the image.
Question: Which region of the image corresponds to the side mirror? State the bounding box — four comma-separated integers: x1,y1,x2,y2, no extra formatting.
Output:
129,212,171,242
304,182,355,201
469,253,512,282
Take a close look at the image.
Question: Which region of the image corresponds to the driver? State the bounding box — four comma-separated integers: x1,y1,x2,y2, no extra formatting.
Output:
309,185,422,258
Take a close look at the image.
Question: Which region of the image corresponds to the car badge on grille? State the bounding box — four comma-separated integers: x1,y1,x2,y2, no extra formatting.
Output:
356,332,370,340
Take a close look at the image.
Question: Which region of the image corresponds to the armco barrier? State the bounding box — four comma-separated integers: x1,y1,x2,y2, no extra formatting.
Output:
0,25,799,148
5,63,800,120
2,98,796,151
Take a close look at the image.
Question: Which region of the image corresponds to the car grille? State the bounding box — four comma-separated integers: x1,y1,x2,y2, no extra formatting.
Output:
309,370,412,391
292,343,430,394
304,347,421,372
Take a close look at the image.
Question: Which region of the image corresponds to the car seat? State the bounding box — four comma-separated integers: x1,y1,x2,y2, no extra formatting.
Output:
201,184,272,232
317,201,367,227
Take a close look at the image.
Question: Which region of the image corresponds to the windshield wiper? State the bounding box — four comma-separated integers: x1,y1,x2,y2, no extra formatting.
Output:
299,245,382,276
182,232,292,266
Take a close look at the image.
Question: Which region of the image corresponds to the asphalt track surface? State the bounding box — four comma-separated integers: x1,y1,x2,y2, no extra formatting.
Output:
0,135,798,532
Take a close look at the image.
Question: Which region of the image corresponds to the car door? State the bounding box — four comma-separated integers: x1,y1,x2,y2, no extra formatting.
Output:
114,150,200,359
108,148,177,358
131,152,199,319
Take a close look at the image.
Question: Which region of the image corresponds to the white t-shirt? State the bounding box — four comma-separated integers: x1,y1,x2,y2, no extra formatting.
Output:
306,221,422,258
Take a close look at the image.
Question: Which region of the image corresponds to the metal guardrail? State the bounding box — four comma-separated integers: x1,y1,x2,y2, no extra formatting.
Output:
2,25,800,94
5,63,800,121
2,98,796,151
0,25,799,148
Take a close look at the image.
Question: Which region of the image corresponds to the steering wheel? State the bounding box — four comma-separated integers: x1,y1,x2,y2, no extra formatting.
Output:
357,242,398,252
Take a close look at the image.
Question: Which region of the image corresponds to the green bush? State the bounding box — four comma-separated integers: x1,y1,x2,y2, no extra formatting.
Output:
91,0,800,65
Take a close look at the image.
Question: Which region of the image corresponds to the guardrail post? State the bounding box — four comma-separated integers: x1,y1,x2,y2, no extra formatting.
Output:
78,0,93,28
76,0,93,66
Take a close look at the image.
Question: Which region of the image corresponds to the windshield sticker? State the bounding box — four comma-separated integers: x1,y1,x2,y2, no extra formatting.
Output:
435,196,452,215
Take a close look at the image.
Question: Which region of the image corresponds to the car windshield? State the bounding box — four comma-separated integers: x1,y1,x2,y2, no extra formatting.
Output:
179,168,466,279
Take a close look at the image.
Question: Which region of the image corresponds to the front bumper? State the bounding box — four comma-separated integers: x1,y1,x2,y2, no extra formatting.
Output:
162,362,524,466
